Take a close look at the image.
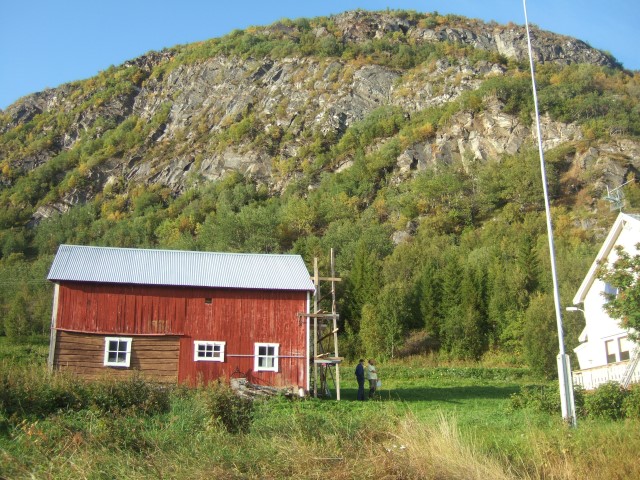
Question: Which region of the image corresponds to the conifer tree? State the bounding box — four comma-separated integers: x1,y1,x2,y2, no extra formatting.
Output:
522,293,558,377
440,251,464,354
417,259,442,340
5,292,31,339
342,240,382,334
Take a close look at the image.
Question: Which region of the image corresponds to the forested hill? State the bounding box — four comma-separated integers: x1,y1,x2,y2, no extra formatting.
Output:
1,10,639,371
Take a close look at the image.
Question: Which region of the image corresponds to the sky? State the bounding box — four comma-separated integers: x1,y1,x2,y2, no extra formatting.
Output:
1,0,638,110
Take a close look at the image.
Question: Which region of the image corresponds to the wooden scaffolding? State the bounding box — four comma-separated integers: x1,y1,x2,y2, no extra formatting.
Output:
298,249,342,399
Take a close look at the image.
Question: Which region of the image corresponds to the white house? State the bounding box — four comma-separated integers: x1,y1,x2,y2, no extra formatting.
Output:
570,212,640,390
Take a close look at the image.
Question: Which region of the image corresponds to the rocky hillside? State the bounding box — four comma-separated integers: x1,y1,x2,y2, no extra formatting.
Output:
1,11,634,222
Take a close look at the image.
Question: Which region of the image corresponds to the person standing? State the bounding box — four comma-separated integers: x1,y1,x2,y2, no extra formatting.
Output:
367,359,378,399
355,359,366,401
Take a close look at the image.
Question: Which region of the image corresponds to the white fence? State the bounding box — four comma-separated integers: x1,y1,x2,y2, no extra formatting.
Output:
572,361,640,390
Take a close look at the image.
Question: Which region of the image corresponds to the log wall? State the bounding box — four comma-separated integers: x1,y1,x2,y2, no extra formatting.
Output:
54,330,180,382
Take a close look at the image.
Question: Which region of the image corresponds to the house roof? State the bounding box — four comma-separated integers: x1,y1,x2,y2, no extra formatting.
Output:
48,245,315,292
572,213,640,304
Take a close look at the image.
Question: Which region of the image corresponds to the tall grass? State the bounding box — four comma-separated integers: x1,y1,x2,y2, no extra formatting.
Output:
1,344,639,479
381,413,516,480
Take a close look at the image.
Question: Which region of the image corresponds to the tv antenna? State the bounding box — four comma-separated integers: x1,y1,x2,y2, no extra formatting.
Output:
603,180,632,212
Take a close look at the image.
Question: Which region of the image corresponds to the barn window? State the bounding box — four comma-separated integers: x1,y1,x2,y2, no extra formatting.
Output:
254,343,279,372
104,337,132,367
194,341,226,362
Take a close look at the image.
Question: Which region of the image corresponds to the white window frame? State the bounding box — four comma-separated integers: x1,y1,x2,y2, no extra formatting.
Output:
104,337,132,367
194,340,226,362
254,342,279,372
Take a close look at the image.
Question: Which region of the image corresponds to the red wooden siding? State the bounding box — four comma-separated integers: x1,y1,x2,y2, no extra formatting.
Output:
54,282,308,388
56,283,192,335
177,288,307,388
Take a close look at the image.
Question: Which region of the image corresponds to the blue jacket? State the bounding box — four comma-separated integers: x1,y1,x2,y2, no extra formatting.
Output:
355,362,365,381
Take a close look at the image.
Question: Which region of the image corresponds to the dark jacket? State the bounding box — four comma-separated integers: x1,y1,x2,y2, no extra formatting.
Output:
355,362,365,381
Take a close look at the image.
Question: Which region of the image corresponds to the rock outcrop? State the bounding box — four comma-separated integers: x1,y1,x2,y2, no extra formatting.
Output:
0,10,636,223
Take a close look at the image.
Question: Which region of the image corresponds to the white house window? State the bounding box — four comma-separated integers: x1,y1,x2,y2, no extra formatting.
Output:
254,343,279,372
605,339,617,364
604,282,619,298
104,337,132,367
194,341,226,362
619,336,631,362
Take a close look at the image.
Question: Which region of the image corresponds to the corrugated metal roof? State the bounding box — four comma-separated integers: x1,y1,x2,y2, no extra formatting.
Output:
48,245,315,291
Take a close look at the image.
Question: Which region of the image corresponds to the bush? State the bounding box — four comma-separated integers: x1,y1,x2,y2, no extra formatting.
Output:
509,384,560,414
0,367,170,422
622,383,640,419
88,376,171,416
573,384,585,418
0,411,10,437
0,367,88,419
522,294,559,378
204,382,255,434
91,415,152,453
584,381,627,420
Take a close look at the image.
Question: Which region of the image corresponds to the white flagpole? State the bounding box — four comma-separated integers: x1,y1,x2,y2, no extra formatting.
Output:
522,0,577,426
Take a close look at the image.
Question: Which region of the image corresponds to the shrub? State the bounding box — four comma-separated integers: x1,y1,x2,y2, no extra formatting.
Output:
88,376,171,416
91,415,152,453
622,383,640,419
0,367,170,421
0,411,10,437
584,381,627,420
573,384,586,418
204,382,255,434
509,384,560,414
0,367,88,419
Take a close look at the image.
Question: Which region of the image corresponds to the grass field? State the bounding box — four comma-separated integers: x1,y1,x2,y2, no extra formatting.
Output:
1,338,639,479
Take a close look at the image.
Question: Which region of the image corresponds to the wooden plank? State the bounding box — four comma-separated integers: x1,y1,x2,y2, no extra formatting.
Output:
58,333,179,344
56,355,179,366
58,363,178,373
58,335,104,346
57,361,178,373
56,349,179,360
57,366,178,382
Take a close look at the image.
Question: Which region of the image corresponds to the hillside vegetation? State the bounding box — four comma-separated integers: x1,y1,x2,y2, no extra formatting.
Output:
0,10,640,371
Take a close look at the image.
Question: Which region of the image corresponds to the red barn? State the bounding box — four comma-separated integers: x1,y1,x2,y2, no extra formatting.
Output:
47,245,315,390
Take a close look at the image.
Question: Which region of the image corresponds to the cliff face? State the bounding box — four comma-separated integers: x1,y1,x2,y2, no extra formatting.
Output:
0,10,637,224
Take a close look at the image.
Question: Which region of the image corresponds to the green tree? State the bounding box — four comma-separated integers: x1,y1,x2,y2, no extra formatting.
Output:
441,258,489,360
360,303,383,358
342,240,382,334
522,293,558,378
597,244,640,342
5,291,31,340
377,282,414,358
417,259,442,340
360,282,413,359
